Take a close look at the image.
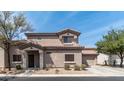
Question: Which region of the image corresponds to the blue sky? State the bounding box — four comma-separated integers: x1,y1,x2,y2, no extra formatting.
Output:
25,11,124,47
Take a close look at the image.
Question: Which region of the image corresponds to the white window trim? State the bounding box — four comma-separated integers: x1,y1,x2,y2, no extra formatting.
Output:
63,42,73,44
12,61,22,64
64,61,76,63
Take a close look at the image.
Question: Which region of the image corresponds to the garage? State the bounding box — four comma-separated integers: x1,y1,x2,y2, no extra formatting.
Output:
82,48,98,66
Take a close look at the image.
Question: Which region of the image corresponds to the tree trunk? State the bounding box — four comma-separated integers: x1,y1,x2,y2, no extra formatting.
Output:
5,41,11,71
113,60,116,67
118,53,124,67
120,56,123,67
104,60,108,66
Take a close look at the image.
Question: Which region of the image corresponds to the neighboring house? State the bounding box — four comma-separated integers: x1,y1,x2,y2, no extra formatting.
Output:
97,53,109,65
97,53,124,65
0,29,98,70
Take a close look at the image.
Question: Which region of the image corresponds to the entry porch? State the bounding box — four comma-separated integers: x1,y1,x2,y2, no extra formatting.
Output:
21,47,44,69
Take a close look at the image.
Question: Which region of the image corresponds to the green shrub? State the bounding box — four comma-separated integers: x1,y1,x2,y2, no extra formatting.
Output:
81,64,87,70
64,64,70,70
16,65,22,70
74,65,81,71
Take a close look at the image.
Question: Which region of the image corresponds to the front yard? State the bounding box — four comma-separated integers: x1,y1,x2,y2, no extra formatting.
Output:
32,68,91,74
1,65,124,76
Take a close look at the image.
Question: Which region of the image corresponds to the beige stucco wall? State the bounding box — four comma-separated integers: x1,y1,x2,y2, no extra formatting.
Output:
44,50,82,67
0,47,5,69
29,35,63,47
28,32,79,47
9,46,23,67
9,46,43,68
6,45,83,68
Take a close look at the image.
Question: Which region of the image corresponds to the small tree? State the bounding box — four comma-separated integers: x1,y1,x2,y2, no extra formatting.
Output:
0,11,32,70
96,29,124,67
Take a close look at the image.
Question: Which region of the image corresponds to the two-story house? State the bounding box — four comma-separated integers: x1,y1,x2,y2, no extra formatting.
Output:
0,29,98,70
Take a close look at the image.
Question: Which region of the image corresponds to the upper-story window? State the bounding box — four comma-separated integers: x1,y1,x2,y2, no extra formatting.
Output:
63,36,73,43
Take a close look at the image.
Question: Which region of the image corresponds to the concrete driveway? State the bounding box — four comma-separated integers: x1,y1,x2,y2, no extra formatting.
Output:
87,65,124,76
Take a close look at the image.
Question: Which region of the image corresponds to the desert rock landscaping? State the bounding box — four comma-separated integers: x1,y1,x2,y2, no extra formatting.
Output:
32,68,91,74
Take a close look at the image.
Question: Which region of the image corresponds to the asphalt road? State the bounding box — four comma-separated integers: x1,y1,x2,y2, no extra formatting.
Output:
1,76,124,81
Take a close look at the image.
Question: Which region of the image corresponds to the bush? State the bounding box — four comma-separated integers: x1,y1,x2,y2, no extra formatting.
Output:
64,64,70,70
55,69,59,74
74,65,81,71
0,71,6,74
16,65,22,70
81,64,87,70
45,67,49,71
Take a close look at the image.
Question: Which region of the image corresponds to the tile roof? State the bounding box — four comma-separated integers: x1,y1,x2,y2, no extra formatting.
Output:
82,48,98,55
44,46,84,50
25,28,81,36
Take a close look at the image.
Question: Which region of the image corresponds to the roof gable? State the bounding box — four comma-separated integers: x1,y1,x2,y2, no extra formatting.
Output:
25,29,81,37
57,29,80,36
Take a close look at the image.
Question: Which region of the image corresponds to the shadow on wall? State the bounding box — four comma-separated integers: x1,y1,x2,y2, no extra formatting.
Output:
45,52,56,68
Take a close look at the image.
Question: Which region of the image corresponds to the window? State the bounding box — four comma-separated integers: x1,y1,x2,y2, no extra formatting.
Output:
13,55,21,61
63,36,73,43
65,54,74,61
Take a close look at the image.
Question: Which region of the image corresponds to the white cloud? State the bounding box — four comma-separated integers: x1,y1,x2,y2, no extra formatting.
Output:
39,12,53,28
79,19,124,47
81,19,124,39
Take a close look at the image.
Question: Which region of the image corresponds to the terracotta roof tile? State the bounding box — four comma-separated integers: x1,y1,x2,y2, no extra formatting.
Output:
82,48,98,55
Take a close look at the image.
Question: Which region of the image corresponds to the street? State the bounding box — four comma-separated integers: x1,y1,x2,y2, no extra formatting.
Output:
0,76,124,81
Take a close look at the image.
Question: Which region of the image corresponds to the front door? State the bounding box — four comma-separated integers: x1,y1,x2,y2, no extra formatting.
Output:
28,55,34,68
